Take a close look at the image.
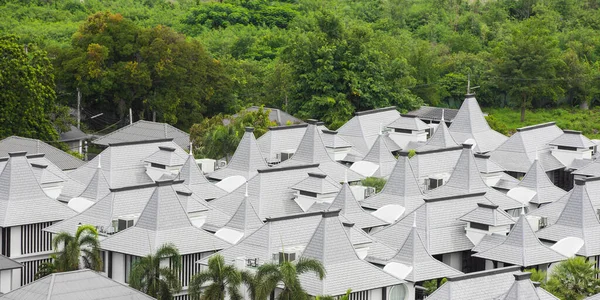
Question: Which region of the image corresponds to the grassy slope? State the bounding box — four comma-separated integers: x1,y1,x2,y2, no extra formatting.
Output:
485,107,600,139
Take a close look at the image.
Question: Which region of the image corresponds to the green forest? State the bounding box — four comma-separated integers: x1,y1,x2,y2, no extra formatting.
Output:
2,0,600,145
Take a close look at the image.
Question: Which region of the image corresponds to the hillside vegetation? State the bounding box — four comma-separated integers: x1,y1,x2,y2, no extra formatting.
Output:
1,0,600,140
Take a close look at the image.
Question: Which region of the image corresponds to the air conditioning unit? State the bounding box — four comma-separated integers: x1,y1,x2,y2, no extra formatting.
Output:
364,187,376,198
113,214,139,232
217,160,227,169
246,258,259,268
280,151,294,162
272,246,303,264
538,217,548,229
425,177,443,191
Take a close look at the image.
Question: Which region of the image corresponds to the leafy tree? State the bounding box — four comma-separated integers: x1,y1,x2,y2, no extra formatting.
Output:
361,177,387,193
35,224,102,279
316,289,351,300
423,278,447,296
256,257,326,300
524,268,547,284
0,35,63,141
490,15,564,121
189,254,243,300
129,243,182,300
544,257,600,300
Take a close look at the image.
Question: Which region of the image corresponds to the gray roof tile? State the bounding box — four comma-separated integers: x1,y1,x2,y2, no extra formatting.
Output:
408,106,459,123
291,173,340,195
0,136,84,170
362,134,397,178
474,154,505,174
499,272,560,300
337,107,401,156
0,152,75,227
0,269,155,300
518,158,567,205
0,255,21,271
209,129,268,180
572,160,600,176
320,130,352,149
387,115,430,131
144,146,186,167
473,214,566,267
410,147,462,182
222,194,263,236
426,266,522,300
418,121,458,151
549,130,595,149
459,203,516,227
328,183,387,229
449,95,508,153
177,153,226,200
93,120,190,149
257,124,307,162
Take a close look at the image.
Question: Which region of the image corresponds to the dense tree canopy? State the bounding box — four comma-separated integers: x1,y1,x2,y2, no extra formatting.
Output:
2,0,600,141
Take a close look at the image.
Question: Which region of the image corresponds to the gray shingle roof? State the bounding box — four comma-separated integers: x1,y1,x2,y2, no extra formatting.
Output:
527,190,572,226
499,272,560,300
536,179,600,257
257,124,307,163
473,213,566,267
337,107,401,156
101,180,230,256
93,120,190,149
474,154,505,174
320,130,352,149
517,158,567,205
373,192,493,255
299,211,402,296
409,147,462,182
586,293,600,300
59,125,90,142
471,233,507,253
549,130,595,149
459,203,516,227
408,106,459,123
328,183,387,229
208,128,268,181
222,193,263,236
387,115,430,131
0,255,21,271
76,157,111,202
278,122,363,182
489,123,564,173
448,95,508,153
572,160,600,176
291,173,340,195
144,146,186,167
177,153,226,200
0,136,84,170
0,269,155,300
418,121,458,151
426,266,522,300
245,106,304,125
362,133,397,178
0,152,75,227
59,140,187,199
361,154,424,211
368,223,462,282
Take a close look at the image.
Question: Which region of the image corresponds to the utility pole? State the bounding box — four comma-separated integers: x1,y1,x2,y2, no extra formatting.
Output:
77,88,81,129
129,108,133,125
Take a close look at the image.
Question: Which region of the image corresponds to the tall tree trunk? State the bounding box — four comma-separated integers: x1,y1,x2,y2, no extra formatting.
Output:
580,99,590,110
520,94,526,122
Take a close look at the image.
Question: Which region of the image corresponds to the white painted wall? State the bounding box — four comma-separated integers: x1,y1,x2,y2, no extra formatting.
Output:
0,269,12,294
551,148,592,168
389,131,428,149
112,252,125,283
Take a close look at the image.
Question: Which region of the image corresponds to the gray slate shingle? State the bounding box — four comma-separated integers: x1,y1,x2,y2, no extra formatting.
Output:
426,266,521,300
177,153,226,200
0,136,84,170
208,128,268,180
93,120,190,149
517,158,567,205
362,133,397,178
327,183,387,230
337,107,401,156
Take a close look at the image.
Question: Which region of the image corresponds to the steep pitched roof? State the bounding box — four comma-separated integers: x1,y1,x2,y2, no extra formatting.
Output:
408,106,459,123
208,128,268,180
489,122,564,173
320,130,352,149
549,130,595,149
101,180,230,256
361,154,423,211
418,121,458,151
0,152,75,227
257,124,307,163
387,115,429,131
299,212,401,296
449,95,508,153
572,160,600,176
369,221,462,282
362,133,397,178
372,192,493,255
93,120,190,149
426,266,522,300
76,156,111,202
474,154,505,174
337,107,401,156
178,153,226,200
0,269,155,300
473,213,566,267
328,183,387,229
0,136,84,170
0,255,22,271
536,178,600,257
222,193,263,236
409,146,463,181
517,157,567,205
291,173,340,195
144,146,186,167
459,203,515,227
499,272,560,300
278,122,363,182
245,106,304,125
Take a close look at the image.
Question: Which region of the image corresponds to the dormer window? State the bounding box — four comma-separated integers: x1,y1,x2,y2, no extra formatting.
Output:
299,190,318,198
150,162,166,169
470,222,490,231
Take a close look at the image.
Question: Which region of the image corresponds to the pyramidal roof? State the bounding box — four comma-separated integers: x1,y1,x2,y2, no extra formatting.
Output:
287,121,333,164
385,218,462,282
362,133,397,178
329,183,387,229
459,203,516,227
209,127,268,180
387,115,429,131
101,180,230,256
144,146,186,167
474,212,565,267
536,179,600,257
0,152,75,227
500,273,557,300
178,152,226,200
549,130,595,149
299,211,401,296
449,94,508,152
291,173,340,195
420,121,458,151
77,156,111,202
518,157,567,205
223,192,263,235
361,154,423,211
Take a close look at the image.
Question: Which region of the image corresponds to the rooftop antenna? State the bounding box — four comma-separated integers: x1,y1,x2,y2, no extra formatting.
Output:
189,142,194,156
521,202,526,216
441,109,445,122
97,154,101,169
344,169,348,184
245,182,249,197
467,72,480,94
535,147,539,161
379,123,383,135
413,212,417,228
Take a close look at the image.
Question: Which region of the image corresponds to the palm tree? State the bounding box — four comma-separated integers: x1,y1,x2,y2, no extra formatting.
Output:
256,257,325,300
128,243,182,300
189,254,243,300
35,224,102,279
544,257,600,300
